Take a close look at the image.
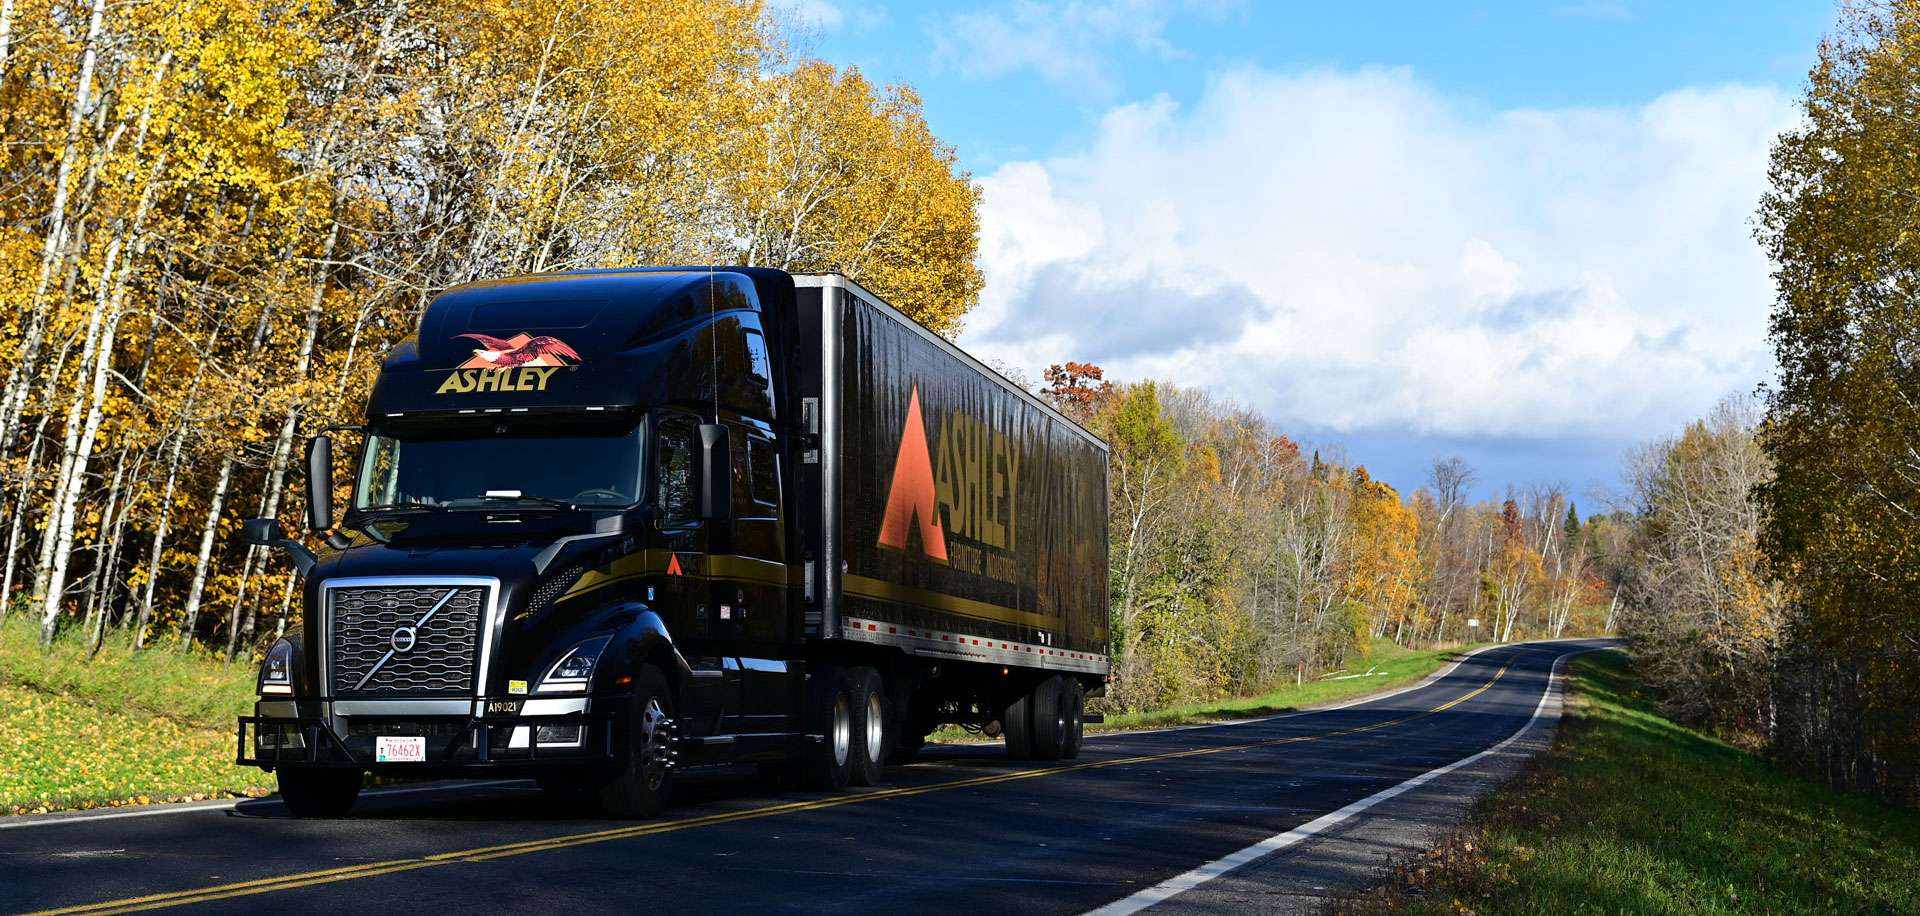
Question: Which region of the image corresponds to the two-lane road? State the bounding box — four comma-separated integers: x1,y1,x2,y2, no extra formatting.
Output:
2,639,1615,915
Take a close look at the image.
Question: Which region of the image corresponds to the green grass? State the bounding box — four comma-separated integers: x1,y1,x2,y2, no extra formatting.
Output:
1092,640,1488,732
0,614,273,814
931,639,1488,744
1346,651,1920,915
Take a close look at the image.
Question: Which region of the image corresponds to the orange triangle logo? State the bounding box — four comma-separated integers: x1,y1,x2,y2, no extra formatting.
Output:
666,553,684,576
877,385,948,562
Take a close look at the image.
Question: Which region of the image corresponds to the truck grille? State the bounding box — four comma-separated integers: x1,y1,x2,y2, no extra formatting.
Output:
329,584,487,697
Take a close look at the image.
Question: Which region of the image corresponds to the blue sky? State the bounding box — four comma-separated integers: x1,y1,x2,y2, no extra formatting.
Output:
789,1,1836,504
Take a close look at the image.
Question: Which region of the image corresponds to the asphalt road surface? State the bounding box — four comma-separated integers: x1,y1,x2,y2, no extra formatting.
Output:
2,638,1616,916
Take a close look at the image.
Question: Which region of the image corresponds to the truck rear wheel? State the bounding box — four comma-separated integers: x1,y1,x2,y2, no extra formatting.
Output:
1030,676,1070,762
1003,690,1034,760
1062,680,1086,760
597,665,678,818
849,668,892,786
797,665,854,791
275,767,362,818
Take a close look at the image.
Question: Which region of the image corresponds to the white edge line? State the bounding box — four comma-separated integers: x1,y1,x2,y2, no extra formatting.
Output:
0,779,529,830
1080,645,1598,916
1074,639,1539,742
935,639,1560,750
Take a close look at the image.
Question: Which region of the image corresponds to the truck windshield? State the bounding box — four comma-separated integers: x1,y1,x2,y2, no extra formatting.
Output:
355,421,644,511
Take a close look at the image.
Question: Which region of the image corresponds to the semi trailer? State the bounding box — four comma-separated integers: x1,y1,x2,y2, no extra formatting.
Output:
237,268,1110,817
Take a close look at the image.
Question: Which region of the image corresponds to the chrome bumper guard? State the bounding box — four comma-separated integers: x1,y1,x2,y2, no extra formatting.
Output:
236,703,619,769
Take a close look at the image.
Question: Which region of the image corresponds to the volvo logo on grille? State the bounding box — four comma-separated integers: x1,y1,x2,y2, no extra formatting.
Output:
349,587,461,692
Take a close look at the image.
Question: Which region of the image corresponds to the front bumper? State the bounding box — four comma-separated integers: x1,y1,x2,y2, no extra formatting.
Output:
237,696,621,772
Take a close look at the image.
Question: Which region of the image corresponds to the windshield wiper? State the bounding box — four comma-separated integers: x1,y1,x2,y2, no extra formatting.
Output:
362,500,447,514
472,492,577,511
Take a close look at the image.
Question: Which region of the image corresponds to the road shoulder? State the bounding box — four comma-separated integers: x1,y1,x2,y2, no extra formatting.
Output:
1127,644,1597,915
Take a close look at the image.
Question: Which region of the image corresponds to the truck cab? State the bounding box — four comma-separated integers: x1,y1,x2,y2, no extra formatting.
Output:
239,268,1108,818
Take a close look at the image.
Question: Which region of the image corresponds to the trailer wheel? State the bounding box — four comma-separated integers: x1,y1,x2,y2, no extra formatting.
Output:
276,767,362,818
1062,680,1086,760
849,668,892,786
1003,690,1034,760
1030,676,1070,762
597,664,678,818
797,665,854,791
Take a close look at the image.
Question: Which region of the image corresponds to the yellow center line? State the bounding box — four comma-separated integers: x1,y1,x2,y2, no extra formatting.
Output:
30,660,1515,916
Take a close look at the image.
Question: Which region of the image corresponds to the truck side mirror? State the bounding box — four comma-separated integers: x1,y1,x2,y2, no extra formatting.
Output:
241,517,316,576
305,434,334,531
243,517,281,547
698,423,731,522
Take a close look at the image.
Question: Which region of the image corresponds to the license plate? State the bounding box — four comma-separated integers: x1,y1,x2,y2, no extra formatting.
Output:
375,735,426,763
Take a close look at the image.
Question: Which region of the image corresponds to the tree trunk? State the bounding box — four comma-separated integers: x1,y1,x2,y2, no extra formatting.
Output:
177,456,234,652
0,0,107,452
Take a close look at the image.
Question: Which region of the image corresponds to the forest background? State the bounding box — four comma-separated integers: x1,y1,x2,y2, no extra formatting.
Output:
1,0,1911,809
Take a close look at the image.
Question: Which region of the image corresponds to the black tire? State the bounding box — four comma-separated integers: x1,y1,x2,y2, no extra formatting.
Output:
849,667,892,787
1003,689,1034,760
1030,676,1069,762
797,665,854,791
1062,680,1086,760
275,767,362,818
597,664,678,818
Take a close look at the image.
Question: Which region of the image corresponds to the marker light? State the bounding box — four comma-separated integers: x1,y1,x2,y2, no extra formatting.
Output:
537,636,612,694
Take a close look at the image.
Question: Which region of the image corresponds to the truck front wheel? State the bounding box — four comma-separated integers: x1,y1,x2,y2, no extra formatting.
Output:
275,767,362,818
597,665,678,818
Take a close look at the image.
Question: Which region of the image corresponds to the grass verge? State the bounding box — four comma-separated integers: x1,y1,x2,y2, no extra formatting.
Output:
0,614,273,815
1093,640,1487,733
1342,651,1920,915
932,639,1488,744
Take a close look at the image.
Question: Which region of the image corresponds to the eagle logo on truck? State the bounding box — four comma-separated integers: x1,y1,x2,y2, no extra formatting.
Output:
435,332,580,395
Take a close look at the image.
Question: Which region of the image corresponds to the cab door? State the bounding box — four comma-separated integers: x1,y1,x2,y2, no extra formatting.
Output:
652,412,736,736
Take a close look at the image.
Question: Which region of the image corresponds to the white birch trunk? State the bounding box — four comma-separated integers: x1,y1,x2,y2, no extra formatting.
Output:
0,0,107,451
177,456,234,652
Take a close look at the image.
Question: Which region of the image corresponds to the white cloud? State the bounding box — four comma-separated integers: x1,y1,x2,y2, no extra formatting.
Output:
777,0,847,32
932,0,1240,96
960,67,1798,440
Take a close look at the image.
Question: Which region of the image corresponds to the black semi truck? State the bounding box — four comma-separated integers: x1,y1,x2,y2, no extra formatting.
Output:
238,268,1110,817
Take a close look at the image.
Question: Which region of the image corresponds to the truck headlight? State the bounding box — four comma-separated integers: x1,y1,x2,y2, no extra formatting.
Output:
536,636,611,694
259,638,296,696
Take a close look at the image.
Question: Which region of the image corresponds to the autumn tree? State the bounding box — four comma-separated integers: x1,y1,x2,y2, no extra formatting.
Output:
0,0,984,660
1615,396,1779,734
1756,0,1920,804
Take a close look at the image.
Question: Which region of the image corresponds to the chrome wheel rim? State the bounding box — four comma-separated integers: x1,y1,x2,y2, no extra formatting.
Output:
831,692,851,767
865,690,884,763
640,696,670,791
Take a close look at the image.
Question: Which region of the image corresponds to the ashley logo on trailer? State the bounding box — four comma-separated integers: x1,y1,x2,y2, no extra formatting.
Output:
878,386,949,561
877,384,1022,562
435,332,582,395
